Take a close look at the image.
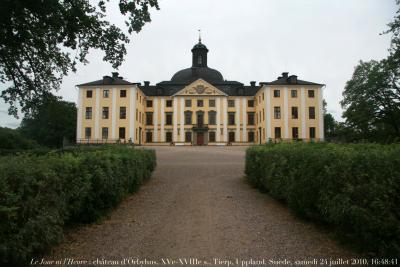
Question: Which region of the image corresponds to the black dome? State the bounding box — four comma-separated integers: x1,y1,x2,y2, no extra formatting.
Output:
171,67,224,83
192,42,208,51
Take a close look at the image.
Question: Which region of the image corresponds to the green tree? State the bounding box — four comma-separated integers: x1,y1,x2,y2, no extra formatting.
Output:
322,100,339,140
19,95,77,147
0,0,159,117
0,127,38,150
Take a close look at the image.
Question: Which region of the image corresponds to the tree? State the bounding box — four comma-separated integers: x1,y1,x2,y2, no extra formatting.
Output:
0,0,159,117
322,100,339,140
0,127,38,150
19,95,77,147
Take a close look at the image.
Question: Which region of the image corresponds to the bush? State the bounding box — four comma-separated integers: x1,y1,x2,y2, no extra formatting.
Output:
0,147,156,266
245,143,400,257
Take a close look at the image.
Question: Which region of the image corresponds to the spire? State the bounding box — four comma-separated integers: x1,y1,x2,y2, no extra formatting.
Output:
198,29,201,43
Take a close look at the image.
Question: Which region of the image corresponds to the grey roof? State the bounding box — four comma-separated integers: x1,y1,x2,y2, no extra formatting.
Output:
171,67,224,83
77,72,134,86
261,73,323,86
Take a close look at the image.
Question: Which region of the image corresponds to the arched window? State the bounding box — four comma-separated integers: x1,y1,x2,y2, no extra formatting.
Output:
198,55,202,64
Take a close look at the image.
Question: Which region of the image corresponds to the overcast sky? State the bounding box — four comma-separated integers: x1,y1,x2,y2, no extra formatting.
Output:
0,0,397,128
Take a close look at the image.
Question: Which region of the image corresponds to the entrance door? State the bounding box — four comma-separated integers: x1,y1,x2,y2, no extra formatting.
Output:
197,132,204,145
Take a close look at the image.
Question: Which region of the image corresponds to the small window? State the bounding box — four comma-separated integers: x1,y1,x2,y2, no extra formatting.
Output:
102,127,108,139
291,90,297,98
209,99,215,107
85,107,92,119
273,90,280,97
275,127,281,139
146,112,153,125
166,132,172,142
248,100,254,107
119,107,126,119
291,106,298,119
86,90,92,98
85,127,91,139
228,100,235,107
120,90,127,97
185,131,192,142
146,132,153,143
262,93,264,100
228,132,235,142
166,100,173,107
198,55,202,64
248,131,255,142
274,106,281,119
146,100,153,107
310,127,316,139
103,90,109,98
209,132,216,142
308,90,315,98
197,100,204,107
247,113,255,125
309,106,315,119
292,127,299,139
208,111,216,125
166,113,173,125
185,99,192,107
228,112,235,125
102,107,109,119
119,127,126,139
185,111,192,125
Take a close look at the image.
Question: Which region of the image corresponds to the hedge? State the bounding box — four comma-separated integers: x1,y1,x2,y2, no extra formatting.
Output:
0,147,156,266
245,143,400,257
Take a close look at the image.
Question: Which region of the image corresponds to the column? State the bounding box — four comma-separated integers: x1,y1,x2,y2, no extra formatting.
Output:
235,98,240,142
301,87,306,138
111,87,117,139
223,97,228,142
318,87,324,140
154,98,158,142
76,88,83,140
129,86,137,142
242,97,247,142
160,97,165,142
265,87,271,139
283,87,289,139
180,97,184,142
173,97,178,142
216,97,221,142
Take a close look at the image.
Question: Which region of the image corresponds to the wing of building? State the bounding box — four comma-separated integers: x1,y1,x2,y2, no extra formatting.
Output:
76,40,325,145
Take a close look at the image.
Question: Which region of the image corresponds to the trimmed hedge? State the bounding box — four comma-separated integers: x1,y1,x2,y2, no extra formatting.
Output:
246,143,400,257
0,147,156,266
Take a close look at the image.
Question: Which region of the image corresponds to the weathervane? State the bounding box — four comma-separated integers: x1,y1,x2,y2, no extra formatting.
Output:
198,29,201,43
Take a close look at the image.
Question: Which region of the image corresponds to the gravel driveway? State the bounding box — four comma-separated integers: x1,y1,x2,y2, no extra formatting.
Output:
46,146,355,267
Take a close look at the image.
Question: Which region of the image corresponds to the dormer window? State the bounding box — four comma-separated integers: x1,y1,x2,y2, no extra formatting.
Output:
198,55,202,65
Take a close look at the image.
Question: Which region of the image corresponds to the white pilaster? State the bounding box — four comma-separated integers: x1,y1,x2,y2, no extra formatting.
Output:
265,87,271,139
154,98,158,142
301,87,306,138
160,97,165,142
129,86,137,142
235,98,240,142
94,88,100,139
283,87,289,139
180,97,184,142
318,87,324,140
242,97,247,142
111,87,117,139
76,88,83,140
216,97,221,142
223,97,228,142
173,97,178,142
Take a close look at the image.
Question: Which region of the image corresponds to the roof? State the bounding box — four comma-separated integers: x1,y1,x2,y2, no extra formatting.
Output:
260,73,323,86
171,67,224,83
77,72,134,86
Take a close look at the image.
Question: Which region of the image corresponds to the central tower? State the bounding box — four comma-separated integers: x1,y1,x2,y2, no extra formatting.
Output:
191,38,209,67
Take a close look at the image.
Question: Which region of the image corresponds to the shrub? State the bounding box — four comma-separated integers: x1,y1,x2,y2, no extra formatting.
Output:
245,143,400,257
0,147,156,266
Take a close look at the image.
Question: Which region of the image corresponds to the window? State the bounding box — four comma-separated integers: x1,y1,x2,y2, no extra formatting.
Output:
185,99,192,107
248,112,255,125
310,127,316,138
291,90,297,98
85,127,91,139
86,90,92,98
144,132,152,142
166,113,173,125
146,112,153,125
146,100,153,107
275,127,281,139
274,106,281,119
308,90,315,98
102,127,108,139
273,90,280,97
120,90,126,97
166,100,173,107
198,55,202,64
209,132,216,142
208,111,216,125
262,93,264,100
119,107,126,119
292,127,299,139
136,109,138,121
228,100,235,107
185,131,192,142
197,99,204,107
309,106,315,119
229,132,235,142
103,90,109,98
102,107,109,119
263,109,265,121
291,106,298,119
185,111,192,125
166,132,172,142
248,100,254,107
228,112,235,125
85,107,92,119
209,99,215,107
119,127,125,139
248,131,255,142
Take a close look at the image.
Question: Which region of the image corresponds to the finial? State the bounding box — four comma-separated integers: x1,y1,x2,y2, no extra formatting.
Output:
198,29,201,43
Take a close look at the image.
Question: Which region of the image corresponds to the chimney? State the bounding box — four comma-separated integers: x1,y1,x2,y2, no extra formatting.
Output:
282,72,289,79
103,75,112,83
250,81,256,87
112,72,119,79
289,75,298,84
144,81,150,87
118,76,123,79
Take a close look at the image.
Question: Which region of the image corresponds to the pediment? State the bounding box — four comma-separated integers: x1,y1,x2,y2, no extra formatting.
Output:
173,79,227,96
